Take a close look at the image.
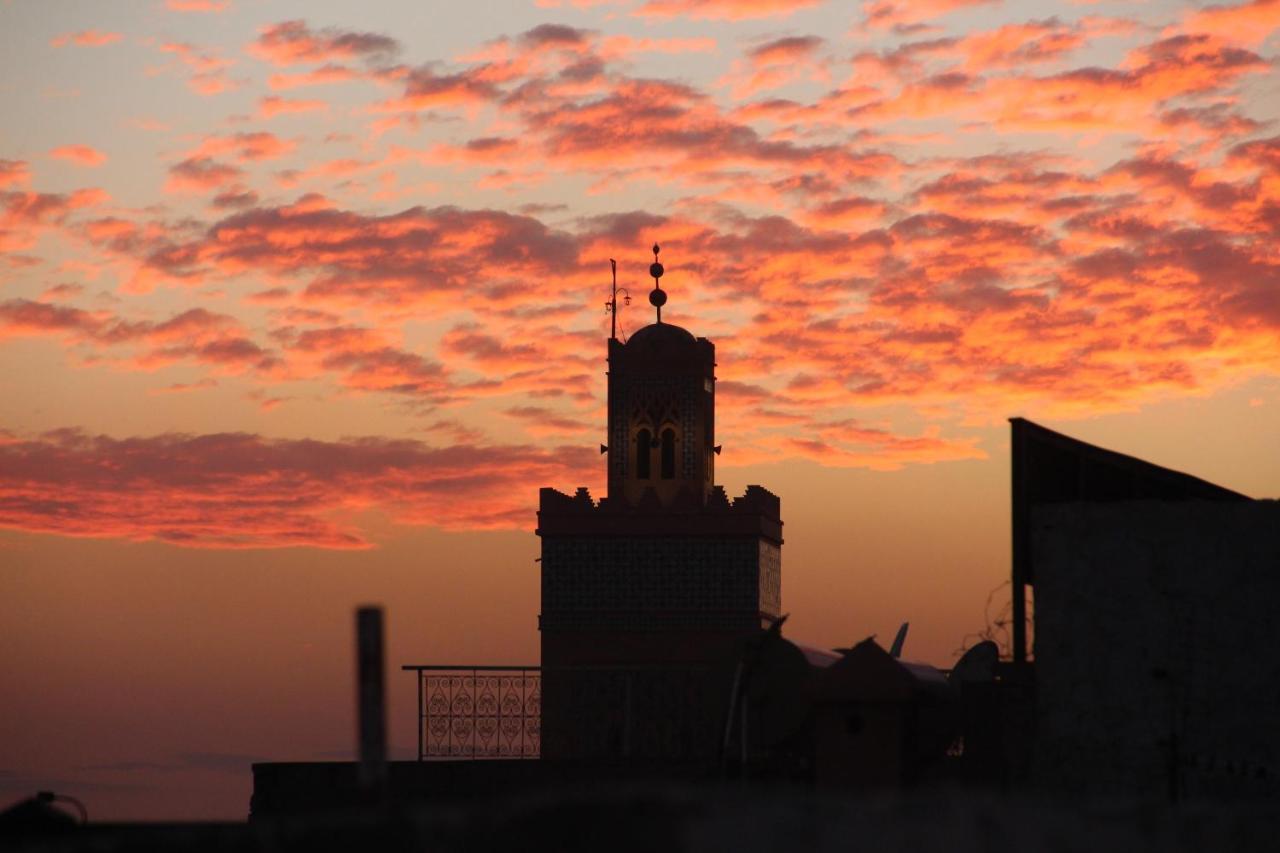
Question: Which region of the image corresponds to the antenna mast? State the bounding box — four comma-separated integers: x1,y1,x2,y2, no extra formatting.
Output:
606,258,631,341
610,258,617,340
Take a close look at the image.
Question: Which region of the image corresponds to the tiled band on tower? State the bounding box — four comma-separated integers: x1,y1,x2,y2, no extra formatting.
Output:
537,250,783,762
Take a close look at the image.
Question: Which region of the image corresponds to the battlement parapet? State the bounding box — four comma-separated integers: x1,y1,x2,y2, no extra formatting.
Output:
537,484,782,544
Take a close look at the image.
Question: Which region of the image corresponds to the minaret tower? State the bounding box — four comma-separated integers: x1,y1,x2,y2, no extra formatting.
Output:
537,246,783,763
606,244,717,509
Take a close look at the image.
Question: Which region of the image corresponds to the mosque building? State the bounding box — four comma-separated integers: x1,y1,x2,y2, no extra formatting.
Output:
536,245,783,761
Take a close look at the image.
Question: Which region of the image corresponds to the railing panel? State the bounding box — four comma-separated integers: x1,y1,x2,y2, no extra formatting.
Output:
405,666,540,760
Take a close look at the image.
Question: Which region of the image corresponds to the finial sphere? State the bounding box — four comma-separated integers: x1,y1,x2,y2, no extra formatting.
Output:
652,243,660,256
650,261,664,279
649,288,668,307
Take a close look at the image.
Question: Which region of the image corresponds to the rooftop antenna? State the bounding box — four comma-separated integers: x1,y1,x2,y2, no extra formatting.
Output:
648,242,666,324
889,622,909,658
606,258,630,341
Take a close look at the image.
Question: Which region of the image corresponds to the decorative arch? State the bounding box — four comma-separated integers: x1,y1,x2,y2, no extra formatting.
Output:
660,427,676,480
635,428,652,479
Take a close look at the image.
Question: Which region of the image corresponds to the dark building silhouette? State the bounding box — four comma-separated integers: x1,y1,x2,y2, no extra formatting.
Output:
245,265,1278,819
537,247,782,761
1009,419,1277,800
1008,417,1250,665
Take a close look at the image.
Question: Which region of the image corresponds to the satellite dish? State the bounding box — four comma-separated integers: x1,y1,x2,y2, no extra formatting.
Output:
950,640,999,684
889,622,909,658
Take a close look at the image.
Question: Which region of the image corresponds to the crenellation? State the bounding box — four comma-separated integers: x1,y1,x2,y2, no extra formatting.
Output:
541,483,781,521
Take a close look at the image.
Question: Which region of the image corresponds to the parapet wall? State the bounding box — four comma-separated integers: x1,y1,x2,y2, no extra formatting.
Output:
537,484,782,544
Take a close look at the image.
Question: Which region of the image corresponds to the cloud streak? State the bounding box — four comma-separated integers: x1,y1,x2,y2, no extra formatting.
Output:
0,429,597,547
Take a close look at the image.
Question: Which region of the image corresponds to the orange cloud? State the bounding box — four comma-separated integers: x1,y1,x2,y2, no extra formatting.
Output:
949,19,1090,72
258,96,329,118
0,160,30,188
166,0,231,11
0,188,107,252
50,30,122,48
862,0,997,32
142,197,579,311
0,299,277,374
637,0,822,19
0,429,598,546
518,76,900,181
186,132,296,162
49,145,107,167
722,36,827,98
377,67,499,111
598,34,718,59
1180,0,1280,47
267,64,360,90
165,157,244,192
249,20,399,67
502,405,591,437
779,421,985,470
211,188,259,209
158,42,235,95
274,324,451,398
845,33,1267,134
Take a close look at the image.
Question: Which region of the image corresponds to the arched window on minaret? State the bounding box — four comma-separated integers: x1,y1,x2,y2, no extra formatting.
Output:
660,428,676,480
636,428,652,479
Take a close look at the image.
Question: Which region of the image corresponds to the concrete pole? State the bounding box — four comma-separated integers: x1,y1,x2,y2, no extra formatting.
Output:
356,606,387,799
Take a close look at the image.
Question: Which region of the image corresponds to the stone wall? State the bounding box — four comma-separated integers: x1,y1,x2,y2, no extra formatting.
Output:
1031,500,1280,800
541,536,774,630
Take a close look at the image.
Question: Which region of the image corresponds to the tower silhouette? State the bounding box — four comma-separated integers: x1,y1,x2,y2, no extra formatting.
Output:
537,247,783,762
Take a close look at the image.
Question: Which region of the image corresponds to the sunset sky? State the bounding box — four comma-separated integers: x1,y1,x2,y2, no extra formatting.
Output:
2,0,1278,821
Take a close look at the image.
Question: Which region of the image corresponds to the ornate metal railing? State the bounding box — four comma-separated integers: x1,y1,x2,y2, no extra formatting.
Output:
402,666,540,760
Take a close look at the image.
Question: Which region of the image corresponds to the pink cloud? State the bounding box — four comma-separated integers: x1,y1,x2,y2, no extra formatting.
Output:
258,96,329,118
779,422,985,470
211,188,259,209
502,405,590,436
1180,0,1280,47
0,188,107,252
165,157,244,192
845,32,1268,134
723,35,827,98
49,145,107,167
186,132,296,162
862,0,998,32
950,19,1090,72
50,30,122,48
377,67,499,111
0,160,30,188
150,378,219,394
0,429,598,546
0,299,277,374
158,42,235,95
249,20,399,67
275,324,451,398
267,64,360,90
637,0,823,20
597,34,718,59
166,0,231,11
141,196,579,311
